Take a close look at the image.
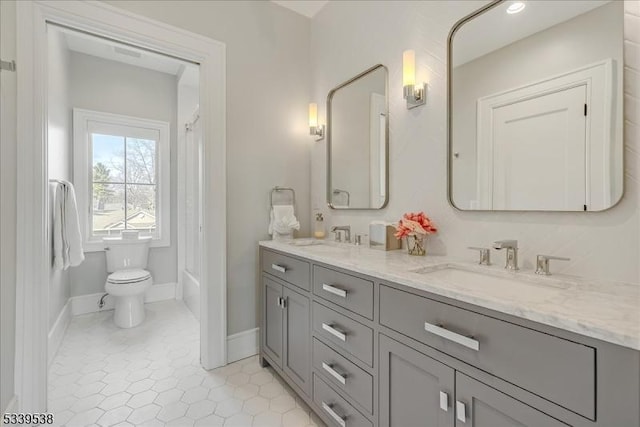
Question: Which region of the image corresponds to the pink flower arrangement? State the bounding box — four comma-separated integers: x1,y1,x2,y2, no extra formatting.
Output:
394,211,437,239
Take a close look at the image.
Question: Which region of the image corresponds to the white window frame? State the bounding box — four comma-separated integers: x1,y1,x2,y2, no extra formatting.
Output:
73,108,171,251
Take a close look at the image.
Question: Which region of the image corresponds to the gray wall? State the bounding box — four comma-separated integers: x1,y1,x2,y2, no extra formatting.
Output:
47,28,72,329
103,0,312,335
68,51,178,296
310,0,640,284
0,0,17,413
452,2,624,208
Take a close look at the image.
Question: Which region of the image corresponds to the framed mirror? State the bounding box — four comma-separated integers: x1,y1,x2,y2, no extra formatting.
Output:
327,64,389,210
448,1,624,211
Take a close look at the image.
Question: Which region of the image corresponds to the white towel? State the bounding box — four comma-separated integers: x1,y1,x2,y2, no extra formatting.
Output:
53,180,85,270
269,205,300,236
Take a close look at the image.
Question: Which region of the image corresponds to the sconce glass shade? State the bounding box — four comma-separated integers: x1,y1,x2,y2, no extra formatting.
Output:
402,50,416,87
402,49,426,109
309,103,318,128
308,102,324,140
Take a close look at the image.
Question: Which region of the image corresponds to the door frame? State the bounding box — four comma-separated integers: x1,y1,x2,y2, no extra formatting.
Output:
177,104,202,308
15,0,227,411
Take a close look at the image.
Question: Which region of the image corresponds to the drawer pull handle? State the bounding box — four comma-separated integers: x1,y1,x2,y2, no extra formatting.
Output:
322,402,347,427
322,283,348,298
322,362,347,385
424,322,480,351
271,264,287,273
456,401,466,423
322,323,347,342
439,391,448,412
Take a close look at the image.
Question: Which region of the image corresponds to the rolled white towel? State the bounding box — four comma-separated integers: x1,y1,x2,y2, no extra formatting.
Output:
269,205,298,235
273,214,300,235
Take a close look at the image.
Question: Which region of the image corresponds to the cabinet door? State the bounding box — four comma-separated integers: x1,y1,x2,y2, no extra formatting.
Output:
455,373,567,427
262,276,283,368
283,287,311,395
379,335,455,427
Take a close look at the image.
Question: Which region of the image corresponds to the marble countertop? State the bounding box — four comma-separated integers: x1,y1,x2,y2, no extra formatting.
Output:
260,239,640,351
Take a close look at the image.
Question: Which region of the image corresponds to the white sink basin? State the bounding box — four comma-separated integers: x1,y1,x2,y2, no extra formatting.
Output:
411,266,570,302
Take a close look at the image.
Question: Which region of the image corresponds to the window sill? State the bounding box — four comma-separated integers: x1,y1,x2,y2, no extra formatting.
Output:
83,237,171,253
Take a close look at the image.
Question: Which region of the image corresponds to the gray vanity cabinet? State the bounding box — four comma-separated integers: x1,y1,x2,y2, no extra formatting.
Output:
379,334,566,427
261,274,311,395
379,334,455,427
259,247,640,427
282,286,311,395
455,373,566,427
262,276,284,366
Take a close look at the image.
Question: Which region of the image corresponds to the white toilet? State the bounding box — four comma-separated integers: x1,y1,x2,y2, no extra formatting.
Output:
103,233,153,328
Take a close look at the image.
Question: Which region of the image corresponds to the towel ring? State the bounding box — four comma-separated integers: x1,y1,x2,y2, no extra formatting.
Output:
270,186,296,208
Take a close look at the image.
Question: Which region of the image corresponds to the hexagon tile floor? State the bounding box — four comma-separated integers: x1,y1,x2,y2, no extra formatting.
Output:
48,300,323,427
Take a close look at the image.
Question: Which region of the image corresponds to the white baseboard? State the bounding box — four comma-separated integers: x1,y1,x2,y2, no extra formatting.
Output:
227,327,259,363
145,282,177,303
71,291,115,316
2,395,18,419
48,300,71,365
70,282,177,316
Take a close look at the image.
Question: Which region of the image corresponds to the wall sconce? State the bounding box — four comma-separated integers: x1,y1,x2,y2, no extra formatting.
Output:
309,103,325,141
402,50,427,109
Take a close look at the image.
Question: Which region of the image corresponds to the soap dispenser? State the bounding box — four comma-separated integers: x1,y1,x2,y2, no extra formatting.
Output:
314,212,326,239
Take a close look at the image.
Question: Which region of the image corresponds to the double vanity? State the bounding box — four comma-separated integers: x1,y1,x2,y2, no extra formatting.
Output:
259,240,639,427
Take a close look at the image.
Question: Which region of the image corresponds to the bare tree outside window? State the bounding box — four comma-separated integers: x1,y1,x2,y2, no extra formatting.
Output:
93,162,114,211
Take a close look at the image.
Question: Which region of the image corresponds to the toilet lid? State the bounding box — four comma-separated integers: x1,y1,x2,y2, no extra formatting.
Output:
107,269,151,284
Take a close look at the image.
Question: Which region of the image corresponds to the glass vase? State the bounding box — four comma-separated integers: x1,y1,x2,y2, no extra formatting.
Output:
406,235,426,256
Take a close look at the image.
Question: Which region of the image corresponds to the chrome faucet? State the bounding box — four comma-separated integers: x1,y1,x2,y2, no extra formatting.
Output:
331,225,351,243
535,254,570,276
492,240,519,271
468,247,491,266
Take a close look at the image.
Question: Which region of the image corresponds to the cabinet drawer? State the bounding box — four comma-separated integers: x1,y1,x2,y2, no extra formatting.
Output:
313,266,373,319
262,249,310,291
379,284,595,419
313,302,373,367
313,338,373,414
313,374,372,427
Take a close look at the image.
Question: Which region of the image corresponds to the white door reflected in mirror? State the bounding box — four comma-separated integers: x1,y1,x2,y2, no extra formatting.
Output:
449,0,624,211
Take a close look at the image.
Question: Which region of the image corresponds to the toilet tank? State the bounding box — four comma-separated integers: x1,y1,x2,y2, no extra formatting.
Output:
103,235,152,273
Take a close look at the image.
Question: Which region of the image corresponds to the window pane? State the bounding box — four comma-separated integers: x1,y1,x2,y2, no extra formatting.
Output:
92,183,125,236
126,138,157,184
92,134,125,183
126,184,157,233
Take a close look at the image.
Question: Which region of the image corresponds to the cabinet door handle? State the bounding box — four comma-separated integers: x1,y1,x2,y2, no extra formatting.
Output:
281,296,287,309
276,297,281,307
322,362,347,385
271,263,287,273
322,283,347,298
424,322,480,351
439,391,448,412
321,402,346,427
322,323,347,342
456,401,466,423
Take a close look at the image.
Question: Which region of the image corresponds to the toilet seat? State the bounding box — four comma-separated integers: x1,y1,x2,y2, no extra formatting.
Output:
107,269,151,284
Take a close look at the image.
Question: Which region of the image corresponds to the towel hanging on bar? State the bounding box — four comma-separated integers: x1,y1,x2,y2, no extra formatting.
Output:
51,179,85,270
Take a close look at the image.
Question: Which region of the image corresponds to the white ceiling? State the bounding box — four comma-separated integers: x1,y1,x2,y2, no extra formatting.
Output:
58,26,198,84
271,0,329,18
453,1,611,67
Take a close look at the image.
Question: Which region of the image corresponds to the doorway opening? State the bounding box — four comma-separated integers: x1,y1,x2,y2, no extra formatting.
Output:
16,1,226,412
